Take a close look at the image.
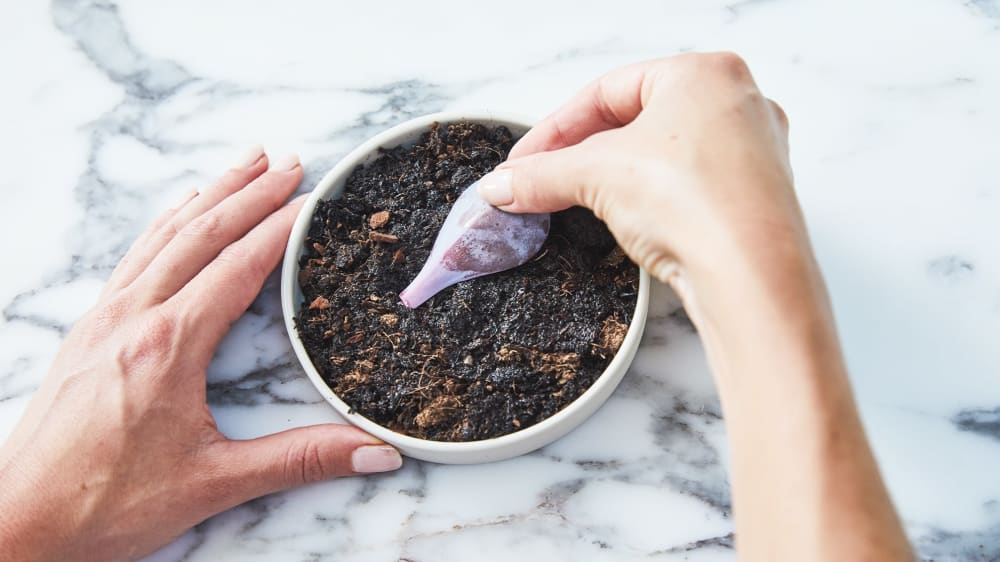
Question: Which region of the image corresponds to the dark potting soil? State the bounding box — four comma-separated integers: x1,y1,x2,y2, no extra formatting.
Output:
295,122,639,442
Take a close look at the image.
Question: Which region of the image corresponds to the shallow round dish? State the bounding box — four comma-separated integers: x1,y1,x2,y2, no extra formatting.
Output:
281,111,650,464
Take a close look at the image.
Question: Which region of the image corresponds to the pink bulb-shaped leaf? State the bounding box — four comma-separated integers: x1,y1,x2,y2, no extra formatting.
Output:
399,181,550,308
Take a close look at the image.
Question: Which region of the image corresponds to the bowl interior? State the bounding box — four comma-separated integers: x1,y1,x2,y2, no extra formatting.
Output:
281,112,650,463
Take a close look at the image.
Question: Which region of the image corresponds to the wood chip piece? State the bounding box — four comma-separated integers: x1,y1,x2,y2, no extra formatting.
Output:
597,316,628,350
368,210,390,229
496,346,521,362
369,232,399,244
391,249,406,266
415,396,460,429
380,313,399,328
308,296,330,310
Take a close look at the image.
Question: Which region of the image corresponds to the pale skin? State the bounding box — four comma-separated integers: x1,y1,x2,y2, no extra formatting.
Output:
477,52,915,561
0,52,914,561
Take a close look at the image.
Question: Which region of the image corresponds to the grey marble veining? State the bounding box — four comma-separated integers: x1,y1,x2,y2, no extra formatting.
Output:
2,0,1000,560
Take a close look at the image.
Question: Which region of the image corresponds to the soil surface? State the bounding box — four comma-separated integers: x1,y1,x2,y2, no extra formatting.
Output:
296,122,639,441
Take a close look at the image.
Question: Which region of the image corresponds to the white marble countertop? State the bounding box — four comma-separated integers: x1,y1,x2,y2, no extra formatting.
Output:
3,1,1000,560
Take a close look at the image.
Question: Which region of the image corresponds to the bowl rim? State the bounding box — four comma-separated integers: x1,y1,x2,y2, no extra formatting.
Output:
280,110,651,458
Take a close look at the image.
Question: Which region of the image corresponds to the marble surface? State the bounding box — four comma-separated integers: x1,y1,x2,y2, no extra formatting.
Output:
2,0,1000,560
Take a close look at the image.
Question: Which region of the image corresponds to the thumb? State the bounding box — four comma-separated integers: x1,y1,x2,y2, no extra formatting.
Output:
207,424,402,506
478,143,598,214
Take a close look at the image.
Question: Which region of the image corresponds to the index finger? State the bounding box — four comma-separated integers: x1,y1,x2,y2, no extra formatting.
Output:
508,59,656,159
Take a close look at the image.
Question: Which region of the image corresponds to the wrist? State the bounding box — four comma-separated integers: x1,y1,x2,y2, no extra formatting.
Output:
0,458,72,562
678,228,845,382
694,215,828,322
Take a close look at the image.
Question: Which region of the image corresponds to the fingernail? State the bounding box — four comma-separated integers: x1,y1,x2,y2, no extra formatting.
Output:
271,153,301,172
351,445,402,473
476,169,514,206
234,144,265,168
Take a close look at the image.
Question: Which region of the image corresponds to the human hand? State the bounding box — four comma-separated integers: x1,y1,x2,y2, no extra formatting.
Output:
0,148,402,562
477,52,808,333
478,53,914,562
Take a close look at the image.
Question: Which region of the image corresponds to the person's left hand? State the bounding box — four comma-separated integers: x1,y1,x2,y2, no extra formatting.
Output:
0,148,402,562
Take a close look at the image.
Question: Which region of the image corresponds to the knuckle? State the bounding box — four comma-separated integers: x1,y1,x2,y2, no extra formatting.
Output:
646,251,679,285
515,158,551,210
158,218,182,242
547,118,574,153
592,77,620,126
144,201,187,237
217,241,253,263
145,213,184,250
218,243,267,282
709,51,750,77
182,212,226,243
769,99,790,128
145,309,178,345
114,254,133,274
113,310,178,368
144,214,172,237
284,440,328,485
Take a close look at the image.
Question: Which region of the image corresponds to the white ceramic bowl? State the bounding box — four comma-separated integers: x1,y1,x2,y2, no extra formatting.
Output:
281,111,650,464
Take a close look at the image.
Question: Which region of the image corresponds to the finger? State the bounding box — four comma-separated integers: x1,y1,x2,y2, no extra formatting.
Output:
137,155,302,303
508,59,657,159
104,146,269,296
478,141,605,214
102,189,197,300
767,98,789,135
204,424,401,507
171,196,305,351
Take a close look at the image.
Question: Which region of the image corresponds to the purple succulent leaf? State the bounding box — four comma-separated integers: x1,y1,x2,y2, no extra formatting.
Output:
399,181,550,308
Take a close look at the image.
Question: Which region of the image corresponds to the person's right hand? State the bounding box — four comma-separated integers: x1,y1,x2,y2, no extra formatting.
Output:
480,53,915,562
477,52,808,330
